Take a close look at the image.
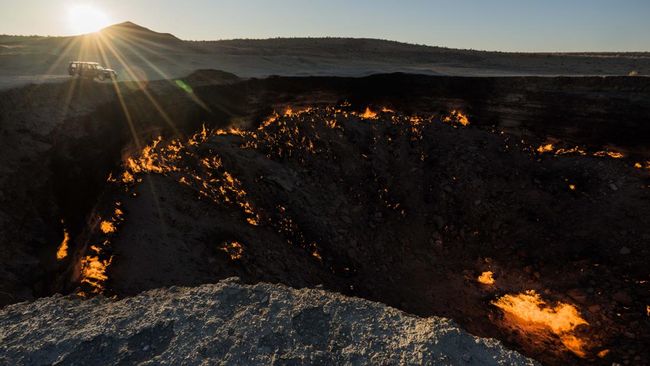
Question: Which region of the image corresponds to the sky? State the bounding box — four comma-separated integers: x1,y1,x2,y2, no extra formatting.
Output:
1,0,649,52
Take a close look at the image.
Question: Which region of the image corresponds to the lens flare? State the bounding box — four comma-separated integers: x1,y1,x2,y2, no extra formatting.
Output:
67,4,112,35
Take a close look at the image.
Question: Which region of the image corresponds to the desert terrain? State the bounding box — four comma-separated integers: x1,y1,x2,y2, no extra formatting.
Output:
0,21,649,366
1,22,649,90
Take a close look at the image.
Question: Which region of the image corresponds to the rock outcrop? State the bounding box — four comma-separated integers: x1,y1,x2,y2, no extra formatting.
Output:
0,279,536,365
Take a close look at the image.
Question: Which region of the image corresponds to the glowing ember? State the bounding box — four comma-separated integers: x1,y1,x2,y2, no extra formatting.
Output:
220,241,244,260
634,161,650,170
79,255,112,293
537,144,554,154
360,107,378,119
442,110,470,126
478,271,495,285
597,349,610,358
56,226,70,260
593,151,624,159
554,146,586,156
493,290,589,357
100,220,116,234
121,171,134,184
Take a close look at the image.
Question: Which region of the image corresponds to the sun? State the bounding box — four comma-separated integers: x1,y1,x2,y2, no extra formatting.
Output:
67,4,112,35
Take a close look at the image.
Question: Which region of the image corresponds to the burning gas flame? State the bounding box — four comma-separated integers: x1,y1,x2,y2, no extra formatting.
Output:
478,271,495,285
442,110,470,126
80,255,112,293
78,204,123,296
536,143,628,161
360,107,378,119
634,161,650,170
100,220,116,234
593,151,625,159
493,290,589,357
220,241,244,260
537,144,554,154
56,226,70,260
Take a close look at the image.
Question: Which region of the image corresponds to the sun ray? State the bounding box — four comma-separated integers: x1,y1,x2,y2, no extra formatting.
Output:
111,37,211,111
95,33,182,136
95,34,142,150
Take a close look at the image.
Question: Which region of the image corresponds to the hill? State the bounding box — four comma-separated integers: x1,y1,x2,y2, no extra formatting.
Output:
0,21,649,89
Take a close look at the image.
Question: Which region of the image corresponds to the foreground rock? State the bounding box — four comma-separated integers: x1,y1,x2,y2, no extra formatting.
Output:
0,279,536,365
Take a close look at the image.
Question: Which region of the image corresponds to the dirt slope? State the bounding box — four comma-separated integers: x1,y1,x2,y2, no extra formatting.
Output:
0,278,537,366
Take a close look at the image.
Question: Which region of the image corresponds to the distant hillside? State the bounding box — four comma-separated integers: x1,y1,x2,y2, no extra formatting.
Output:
0,21,648,89
101,21,182,43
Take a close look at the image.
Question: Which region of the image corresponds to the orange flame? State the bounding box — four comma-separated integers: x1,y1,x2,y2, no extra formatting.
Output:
442,110,470,126
634,161,650,170
360,107,378,119
56,227,70,260
80,255,112,292
593,151,624,159
478,271,495,285
100,220,116,234
493,290,589,357
220,241,244,260
537,144,554,154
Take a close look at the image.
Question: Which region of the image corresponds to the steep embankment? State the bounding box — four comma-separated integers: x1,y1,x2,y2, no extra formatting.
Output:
0,278,537,366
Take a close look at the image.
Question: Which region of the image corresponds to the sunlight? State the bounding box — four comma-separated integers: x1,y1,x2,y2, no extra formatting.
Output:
67,4,111,35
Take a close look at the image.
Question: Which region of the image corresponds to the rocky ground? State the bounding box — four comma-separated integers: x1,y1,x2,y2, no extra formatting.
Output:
1,74,648,365
0,278,537,366
67,105,649,365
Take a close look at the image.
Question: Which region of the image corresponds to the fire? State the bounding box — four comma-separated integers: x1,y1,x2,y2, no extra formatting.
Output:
442,110,470,126
80,255,112,292
478,271,495,285
121,171,134,184
220,241,244,260
593,151,624,159
554,146,587,156
100,220,116,234
493,290,589,357
634,161,650,170
56,227,70,260
537,144,554,154
597,349,610,358
360,107,378,119
77,203,124,296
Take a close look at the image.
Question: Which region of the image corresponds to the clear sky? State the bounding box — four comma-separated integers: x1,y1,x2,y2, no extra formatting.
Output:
1,0,649,52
